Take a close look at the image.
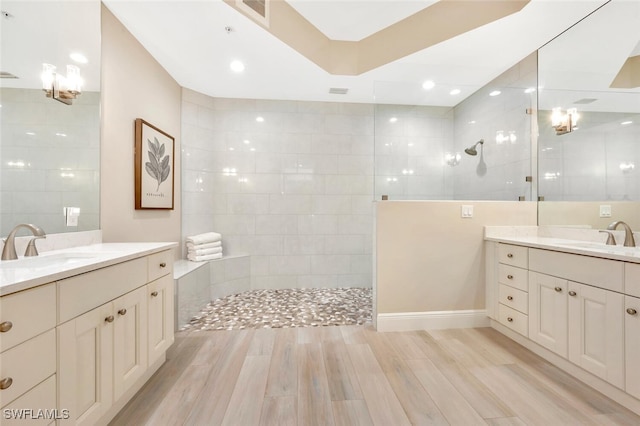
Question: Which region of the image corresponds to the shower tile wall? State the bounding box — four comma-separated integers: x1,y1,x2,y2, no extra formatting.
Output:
181,89,377,290
182,90,457,290
0,88,100,235
452,53,536,201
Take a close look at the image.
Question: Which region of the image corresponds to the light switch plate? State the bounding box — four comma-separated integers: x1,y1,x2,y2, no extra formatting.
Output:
461,205,474,218
600,205,612,218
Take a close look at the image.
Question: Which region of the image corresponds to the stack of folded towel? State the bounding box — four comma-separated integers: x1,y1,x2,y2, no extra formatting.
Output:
186,232,223,262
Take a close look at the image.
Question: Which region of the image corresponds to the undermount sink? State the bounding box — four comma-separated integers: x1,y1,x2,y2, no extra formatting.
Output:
0,252,102,270
556,242,640,252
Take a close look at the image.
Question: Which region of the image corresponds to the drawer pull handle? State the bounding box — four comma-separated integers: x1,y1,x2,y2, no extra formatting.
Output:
160,262,167,268
627,308,638,316
569,291,577,297
507,317,513,322
507,296,513,301
507,274,514,280
105,315,114,323
555,287,562,293
0,321,12,333
0,377,13,390
151,291,159,297
118,309,127,316
507,253,513,258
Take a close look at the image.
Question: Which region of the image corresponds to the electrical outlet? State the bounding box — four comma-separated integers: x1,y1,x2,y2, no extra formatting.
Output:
461,205,474,218
600,205,612,218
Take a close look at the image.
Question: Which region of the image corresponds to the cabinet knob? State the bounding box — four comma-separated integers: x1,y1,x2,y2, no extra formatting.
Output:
507,274,514,280
627,308,638,316
118,308,127,316
568,291,577,296
0,321,12,333
0,377,13,390
105,315,114,323
151,291,158,297
160,262,167,268
554,287,562,293
507,253,513,258
507,317,513,322
507,296,513,301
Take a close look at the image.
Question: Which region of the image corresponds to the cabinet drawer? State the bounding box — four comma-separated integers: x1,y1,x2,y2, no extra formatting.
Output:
498,264,528,292
1,375,57,424
0,329,56,408
498,244,528,269
625,263,640,298
498,304,528,337
58,257,147,324
529,248,623,292
148,250,172,282
499,284,528,314
0,284,56,353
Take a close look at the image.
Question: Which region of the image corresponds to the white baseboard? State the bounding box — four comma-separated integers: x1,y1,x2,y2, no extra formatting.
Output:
376,309,489,332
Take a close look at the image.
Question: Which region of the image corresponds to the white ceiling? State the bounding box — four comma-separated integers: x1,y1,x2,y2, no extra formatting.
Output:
102,0,612,107
4,0,633,109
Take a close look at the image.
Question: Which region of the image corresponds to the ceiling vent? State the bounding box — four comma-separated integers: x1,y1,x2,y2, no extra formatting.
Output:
573,98,598,104
0,71,18,79
329,87,349,95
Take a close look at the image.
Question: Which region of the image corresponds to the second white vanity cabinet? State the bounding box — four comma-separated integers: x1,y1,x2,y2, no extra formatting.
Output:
488,239,638,412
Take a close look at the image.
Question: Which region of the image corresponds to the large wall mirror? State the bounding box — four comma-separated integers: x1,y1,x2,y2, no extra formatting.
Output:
538,0,640,228
0,1,101,236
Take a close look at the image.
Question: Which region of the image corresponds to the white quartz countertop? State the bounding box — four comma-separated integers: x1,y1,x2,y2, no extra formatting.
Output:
0,242,177,296
485,234,640,263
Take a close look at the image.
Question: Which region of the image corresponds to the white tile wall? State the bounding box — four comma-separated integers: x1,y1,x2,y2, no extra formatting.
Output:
182,90,380,290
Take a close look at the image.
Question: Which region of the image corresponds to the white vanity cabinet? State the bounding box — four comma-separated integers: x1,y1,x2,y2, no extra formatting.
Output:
488,240,636,410
57,250,173,425
494,244,529,336
0,283,57,417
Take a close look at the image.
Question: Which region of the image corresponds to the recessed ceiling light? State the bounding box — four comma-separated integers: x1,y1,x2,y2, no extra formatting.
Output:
26,132,35,136
449,89,461,95
389,117,398,123
70,52,88,64
250,148,256,152
256,116,264,122
243,139,251,144
468,120,476,124
230,60,245,73
422,80,435,90
56,132,67,137
229,147,235,151
621,121,633,125
524,87,536,94
489,90,501,97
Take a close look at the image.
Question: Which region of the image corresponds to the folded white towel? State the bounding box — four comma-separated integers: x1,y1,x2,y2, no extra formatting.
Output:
188,246,222,256
186,232,222,245
186,241,222,250
188,252,223,262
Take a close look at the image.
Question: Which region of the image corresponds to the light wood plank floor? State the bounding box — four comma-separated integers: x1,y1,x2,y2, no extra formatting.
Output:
110,326,640,425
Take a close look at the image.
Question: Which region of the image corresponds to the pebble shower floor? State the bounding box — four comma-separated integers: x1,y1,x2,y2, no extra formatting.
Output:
181,287,373,331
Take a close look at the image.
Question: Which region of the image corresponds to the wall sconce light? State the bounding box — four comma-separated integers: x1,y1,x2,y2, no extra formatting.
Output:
551,107,579,135
41,63,82,105
444,152,461,166
620,162,635,173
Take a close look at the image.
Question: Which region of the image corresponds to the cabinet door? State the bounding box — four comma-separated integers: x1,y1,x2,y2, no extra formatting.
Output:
58,303,113,426
148,274,174,366
529,272,568,357
568,282,624,388
113,287,148,401
625,295,640,399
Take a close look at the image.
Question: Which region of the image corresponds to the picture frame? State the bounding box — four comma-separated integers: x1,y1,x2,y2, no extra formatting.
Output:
134,118,175,210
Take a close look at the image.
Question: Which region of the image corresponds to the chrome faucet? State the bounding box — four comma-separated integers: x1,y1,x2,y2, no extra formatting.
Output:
1,223,47,260
607,220,636,247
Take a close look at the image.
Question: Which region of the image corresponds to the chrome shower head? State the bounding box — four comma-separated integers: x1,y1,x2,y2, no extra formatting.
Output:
464,139,484,156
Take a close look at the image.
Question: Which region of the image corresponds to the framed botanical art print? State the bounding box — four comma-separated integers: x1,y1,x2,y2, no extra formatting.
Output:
134,118,175,210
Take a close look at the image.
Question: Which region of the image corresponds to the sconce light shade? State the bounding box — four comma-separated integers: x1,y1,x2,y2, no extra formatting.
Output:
41,63,82,105
551,107,579,135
